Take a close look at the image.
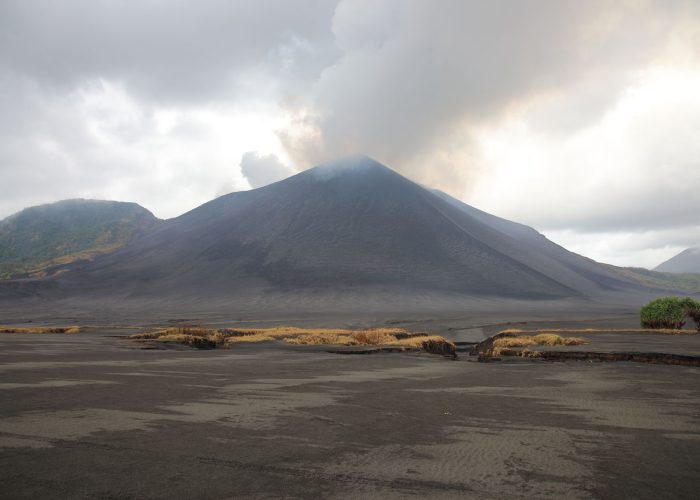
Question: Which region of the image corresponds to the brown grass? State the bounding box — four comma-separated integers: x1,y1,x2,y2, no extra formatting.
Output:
499,328,693,335
129,326,454,355
285,332,456,356
490,334,585,356
224,334,276,345
284,334,354,345
393,335,457,357
0,326,82,334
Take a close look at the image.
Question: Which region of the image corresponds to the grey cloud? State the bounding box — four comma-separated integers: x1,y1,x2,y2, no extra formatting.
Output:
0,0,340,104
240,151,294,189
543,225,700,269
528,161,700,233
1,0,699,266
0,0,339,219
280,0,697,195
0,74,247,219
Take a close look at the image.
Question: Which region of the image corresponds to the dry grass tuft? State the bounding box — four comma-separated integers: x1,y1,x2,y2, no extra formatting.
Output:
129,325,453,355
283,330,403,346
498,327,693,335
499,328,526,334
393,335,457,357
490,334,585,356
519,349,542,358
224,334,276,345
391,335,449,348
284,334,352,345
0,326,82,334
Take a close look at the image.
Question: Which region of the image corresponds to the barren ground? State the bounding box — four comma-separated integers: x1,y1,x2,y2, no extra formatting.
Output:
0,313,698,499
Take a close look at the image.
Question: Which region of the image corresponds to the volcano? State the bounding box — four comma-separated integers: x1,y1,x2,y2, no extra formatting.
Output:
655,248,700,274
1,156,649,313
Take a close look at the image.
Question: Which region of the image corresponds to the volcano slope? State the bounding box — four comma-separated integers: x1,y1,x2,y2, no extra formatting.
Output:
0,156,654,316
655,248,700,274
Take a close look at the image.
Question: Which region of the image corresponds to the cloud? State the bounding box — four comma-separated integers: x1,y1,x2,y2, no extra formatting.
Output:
543,226,700,269
0,0,336,219
240,151,295,189
278,0,698,196
0,77,282,219
0,0,340,104
465,65,700,268
0,0,698,267
469,67,700,239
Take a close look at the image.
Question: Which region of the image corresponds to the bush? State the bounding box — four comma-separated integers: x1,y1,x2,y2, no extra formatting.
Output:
640,297,700,330
687,302,700,332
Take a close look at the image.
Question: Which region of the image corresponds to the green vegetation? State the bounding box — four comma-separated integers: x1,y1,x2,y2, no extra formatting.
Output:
687,303,700,331
640,297,700,330
0,199,160,279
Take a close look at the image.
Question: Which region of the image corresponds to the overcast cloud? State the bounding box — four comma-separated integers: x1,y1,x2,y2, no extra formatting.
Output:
0,0,698,267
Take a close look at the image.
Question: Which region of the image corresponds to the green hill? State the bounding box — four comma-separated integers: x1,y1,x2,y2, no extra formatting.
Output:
0,199,160,279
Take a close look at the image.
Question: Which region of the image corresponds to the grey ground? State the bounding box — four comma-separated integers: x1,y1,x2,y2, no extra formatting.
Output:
0,315,699,499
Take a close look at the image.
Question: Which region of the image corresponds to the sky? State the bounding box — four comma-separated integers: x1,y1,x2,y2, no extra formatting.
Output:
1,0,698,269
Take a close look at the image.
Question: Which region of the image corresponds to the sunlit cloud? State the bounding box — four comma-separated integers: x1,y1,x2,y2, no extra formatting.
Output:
0,0,698,267
470,67,700,265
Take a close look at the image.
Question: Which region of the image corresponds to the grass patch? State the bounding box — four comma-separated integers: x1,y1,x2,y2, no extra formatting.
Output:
284,334,356,345
0,326,82,334
283,329,403,346
490,334,585,356
224,334,276,345
498,327,694,335
129,326,455,355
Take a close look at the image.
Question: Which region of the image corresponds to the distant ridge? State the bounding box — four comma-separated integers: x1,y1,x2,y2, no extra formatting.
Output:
655,248,700,274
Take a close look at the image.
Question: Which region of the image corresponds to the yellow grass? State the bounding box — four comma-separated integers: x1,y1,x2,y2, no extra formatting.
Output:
27,244,124,278
284,334,354,345
224,334,275,345
532,333,585,346
283,330,398,346
283,330,431,347
129,326,454,355
493,336,536,349
392,335,449,348
498,328,693,335
0,326,82,334
226,326,406,338
490,334,585,356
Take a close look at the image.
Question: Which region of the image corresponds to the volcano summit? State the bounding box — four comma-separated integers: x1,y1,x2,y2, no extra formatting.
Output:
1,156,651,314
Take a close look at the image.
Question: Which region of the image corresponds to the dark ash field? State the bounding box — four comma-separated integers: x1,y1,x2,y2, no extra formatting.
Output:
1,312,698,499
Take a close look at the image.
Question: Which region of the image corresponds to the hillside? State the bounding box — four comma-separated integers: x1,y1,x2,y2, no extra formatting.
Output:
0,199,160,279
23,156,647,311
654,248,700,274
609,266,700,293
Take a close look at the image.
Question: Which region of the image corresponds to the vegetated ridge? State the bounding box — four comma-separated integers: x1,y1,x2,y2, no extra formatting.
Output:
0,199,160,279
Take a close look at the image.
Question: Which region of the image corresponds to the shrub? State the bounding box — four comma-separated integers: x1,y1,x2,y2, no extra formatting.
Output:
640,297,700,330
686,302,700,332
